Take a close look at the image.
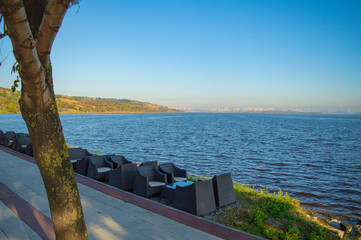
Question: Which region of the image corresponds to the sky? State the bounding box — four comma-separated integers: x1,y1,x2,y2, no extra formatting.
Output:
1,0,361,112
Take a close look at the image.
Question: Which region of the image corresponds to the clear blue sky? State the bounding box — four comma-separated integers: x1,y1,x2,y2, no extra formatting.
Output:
1,0,361,112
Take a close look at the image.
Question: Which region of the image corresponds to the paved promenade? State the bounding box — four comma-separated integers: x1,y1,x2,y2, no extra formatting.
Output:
0,146,261,240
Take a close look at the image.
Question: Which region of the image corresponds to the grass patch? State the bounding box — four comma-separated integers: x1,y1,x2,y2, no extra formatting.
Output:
189,173,340,240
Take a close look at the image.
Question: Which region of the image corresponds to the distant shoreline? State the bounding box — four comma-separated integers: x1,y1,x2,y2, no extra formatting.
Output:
0,87,183,114
2,112,361,115
1,87,359,115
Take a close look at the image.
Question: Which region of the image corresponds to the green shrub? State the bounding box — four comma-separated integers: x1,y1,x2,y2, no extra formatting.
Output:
190,172,340,240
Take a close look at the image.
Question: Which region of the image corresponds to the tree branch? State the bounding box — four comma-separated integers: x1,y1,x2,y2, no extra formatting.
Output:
36,0,72,67
0,0,45,93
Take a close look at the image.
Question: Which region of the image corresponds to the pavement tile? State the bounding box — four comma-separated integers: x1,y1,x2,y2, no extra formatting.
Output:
86,223,143,240
0,201,41,240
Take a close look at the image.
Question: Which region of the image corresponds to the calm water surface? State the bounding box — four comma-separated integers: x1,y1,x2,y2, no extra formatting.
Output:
1,113,360,222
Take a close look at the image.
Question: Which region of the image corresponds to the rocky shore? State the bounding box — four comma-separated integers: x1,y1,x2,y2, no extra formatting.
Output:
307,211,361,239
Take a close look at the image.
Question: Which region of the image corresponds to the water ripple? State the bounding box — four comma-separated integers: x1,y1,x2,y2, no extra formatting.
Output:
2,113,361,222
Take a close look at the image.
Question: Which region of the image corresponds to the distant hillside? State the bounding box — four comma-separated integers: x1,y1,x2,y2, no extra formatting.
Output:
0,87,182,114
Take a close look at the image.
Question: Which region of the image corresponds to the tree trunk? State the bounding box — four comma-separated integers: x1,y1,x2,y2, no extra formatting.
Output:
20,65,88,240
0,1,88,239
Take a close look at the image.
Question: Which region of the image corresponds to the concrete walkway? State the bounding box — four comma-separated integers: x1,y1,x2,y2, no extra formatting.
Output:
0,147,261,240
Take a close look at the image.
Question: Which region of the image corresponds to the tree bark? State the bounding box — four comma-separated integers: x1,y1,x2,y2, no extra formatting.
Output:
0,1,88,239
20,65,88,240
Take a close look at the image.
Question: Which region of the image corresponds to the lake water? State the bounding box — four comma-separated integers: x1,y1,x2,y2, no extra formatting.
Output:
1,113,360,222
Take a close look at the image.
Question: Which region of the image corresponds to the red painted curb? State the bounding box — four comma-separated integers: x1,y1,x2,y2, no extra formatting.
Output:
0,181,55,240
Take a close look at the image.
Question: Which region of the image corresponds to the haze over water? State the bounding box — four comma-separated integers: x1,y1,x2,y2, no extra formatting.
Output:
2,113,360,222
